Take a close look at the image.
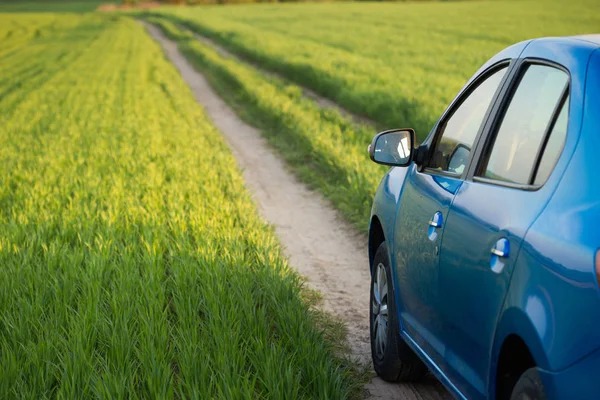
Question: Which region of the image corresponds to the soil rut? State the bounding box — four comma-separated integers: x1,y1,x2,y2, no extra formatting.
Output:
143,22,450,400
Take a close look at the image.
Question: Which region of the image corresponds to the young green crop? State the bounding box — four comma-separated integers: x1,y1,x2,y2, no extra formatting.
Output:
148,17,387,230
153,0,600,141
0,14,359,399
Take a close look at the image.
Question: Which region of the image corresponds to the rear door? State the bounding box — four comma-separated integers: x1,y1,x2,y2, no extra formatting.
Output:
437,61,571,398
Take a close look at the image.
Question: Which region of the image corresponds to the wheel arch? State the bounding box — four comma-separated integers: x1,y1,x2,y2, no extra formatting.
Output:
368,167,409,272
369,215,386,272
489,307,550,400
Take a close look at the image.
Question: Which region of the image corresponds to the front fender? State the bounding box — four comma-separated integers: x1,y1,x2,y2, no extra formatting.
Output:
369,165,411,268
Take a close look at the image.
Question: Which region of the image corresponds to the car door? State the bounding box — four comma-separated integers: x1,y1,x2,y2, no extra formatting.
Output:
438,61,571,399
393,64,510,366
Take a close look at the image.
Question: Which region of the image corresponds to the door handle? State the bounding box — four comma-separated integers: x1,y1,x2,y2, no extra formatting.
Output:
429,220,441,228
427,212,443,242
428,212,443,229
490,248,507,257
491,238,510,258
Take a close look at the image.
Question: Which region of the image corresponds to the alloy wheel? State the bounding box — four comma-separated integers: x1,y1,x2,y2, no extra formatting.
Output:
372,262,389,360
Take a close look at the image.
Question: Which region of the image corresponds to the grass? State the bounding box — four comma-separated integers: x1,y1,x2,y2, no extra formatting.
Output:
139,0,599,230
0,13,361,399
146,17,387,231
0,1,108,13
151,0,600,141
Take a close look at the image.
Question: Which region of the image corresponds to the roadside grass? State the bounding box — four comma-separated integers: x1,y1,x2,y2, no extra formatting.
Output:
145,17,387,231
150,0,600,141
0,14,362,399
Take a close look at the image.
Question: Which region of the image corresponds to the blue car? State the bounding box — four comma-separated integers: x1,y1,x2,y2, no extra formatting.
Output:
367,35,600,400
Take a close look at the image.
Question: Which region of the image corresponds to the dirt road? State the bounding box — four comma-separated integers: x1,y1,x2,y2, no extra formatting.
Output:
144,22,451,400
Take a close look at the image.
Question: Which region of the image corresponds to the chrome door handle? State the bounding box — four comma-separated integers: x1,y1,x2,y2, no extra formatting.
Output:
491,238,510,258
429,220,441,228
490,248,506,257
427,212,443,242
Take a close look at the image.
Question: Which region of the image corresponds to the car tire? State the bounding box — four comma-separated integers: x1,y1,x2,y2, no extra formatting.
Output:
509,368,547,400
370,241,428,382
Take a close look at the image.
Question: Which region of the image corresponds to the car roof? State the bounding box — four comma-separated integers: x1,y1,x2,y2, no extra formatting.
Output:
530,35,600,48
569,34,600,46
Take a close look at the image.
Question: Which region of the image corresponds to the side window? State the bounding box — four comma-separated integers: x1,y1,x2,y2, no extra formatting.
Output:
479,64,569,185
428,66,508,175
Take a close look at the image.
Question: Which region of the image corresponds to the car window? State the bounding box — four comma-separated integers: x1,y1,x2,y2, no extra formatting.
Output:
480,65,569,185
428,66,508,175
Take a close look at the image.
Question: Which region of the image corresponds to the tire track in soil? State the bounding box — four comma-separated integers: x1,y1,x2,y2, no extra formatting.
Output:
143,21,451,400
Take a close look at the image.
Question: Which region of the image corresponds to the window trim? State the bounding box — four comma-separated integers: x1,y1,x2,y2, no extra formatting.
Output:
421,168,462,179
528,88,569,185
420,60,513,179
470,58,571,190
472,176,541,191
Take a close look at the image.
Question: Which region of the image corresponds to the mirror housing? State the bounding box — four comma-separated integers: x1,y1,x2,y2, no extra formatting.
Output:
368,128,415,167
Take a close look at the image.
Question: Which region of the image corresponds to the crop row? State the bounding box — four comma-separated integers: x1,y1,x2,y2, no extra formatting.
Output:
0,15,357,399
151,0,600,141
146,16,387,231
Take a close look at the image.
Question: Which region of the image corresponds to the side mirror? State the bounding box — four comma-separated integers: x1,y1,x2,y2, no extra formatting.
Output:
368,128,415,167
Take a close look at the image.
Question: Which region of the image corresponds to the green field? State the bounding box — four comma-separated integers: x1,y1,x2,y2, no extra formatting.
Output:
0,13,358,399
152,0,600,140
144,0,600,230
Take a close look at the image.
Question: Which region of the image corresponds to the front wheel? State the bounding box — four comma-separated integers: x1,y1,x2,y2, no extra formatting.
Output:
370,242,427,382
510,368,546,400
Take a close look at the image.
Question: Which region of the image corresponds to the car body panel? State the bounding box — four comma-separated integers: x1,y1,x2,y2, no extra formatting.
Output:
540,345,600,400
438,180,557,398
369,38,600,399
393,168,462,368
493,46,600,394
387,37,533,399
369,167,410,270
488,40,599,389
444,38,598,399
386,42,530,367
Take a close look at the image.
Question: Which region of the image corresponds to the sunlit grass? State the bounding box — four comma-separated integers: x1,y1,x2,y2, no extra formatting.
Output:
146,17,386,230
141,0,599,231
0,14,360,399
